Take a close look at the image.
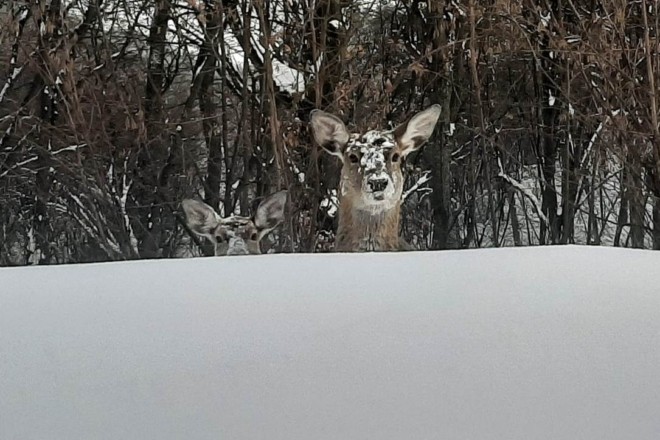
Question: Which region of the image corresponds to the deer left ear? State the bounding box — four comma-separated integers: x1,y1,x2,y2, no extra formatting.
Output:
181,199,221,241
254,190,288,237
394,104,442,156
309,110,350,160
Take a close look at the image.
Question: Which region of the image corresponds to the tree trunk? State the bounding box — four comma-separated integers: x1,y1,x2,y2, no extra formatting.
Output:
509,189,523,246
198,4,223,213
538,44,560,244
427,0,460,250
628,161,645,249
32,0,64,264
133,0,171,259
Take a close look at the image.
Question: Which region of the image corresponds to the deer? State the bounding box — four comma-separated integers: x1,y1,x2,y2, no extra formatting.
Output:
182,190,288,256
309,105,441,252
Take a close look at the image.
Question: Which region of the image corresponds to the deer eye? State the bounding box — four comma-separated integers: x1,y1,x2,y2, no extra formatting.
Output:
391,152,400,163
348,153,359,164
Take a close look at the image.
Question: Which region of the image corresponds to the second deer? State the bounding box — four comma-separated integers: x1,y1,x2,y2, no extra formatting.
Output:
310,105,441,252
182,190,288,256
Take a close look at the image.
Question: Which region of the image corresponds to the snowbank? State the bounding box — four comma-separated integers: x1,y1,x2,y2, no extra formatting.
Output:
1,246,660,439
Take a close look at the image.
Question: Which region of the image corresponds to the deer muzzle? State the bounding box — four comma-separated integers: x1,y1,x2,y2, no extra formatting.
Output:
227,237,250,255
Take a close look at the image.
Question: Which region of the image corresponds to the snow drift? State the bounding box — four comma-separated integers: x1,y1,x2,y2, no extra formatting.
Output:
1,246,660,439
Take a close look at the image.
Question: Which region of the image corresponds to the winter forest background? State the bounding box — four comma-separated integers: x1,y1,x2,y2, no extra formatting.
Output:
1,0,660,265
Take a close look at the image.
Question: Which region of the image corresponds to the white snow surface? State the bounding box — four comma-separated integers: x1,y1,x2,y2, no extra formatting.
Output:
2,246,660,440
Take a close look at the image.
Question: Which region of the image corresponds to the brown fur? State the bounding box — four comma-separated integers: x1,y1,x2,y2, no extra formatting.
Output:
335,198,402,251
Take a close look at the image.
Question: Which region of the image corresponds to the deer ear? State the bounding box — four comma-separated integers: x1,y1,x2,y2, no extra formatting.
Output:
254,190,288,237
309,110,350,160
182,199,220,240
394,104,441,156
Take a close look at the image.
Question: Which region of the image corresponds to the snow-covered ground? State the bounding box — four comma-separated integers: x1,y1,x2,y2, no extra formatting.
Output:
1,246,660,439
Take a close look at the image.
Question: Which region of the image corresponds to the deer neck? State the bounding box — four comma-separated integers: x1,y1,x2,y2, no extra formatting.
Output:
335,196,401,252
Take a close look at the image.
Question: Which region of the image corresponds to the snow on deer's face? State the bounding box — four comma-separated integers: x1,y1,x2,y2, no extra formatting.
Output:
182,190,288,256
341,130,401,210
310,105,441,212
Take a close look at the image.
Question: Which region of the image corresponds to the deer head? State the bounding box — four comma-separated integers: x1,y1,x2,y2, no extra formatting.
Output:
310,105,441,251
182,190,288,256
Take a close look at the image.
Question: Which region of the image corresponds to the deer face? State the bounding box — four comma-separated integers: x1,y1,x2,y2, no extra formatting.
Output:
310,105,441,212
341,130,402,209
182,190,288,256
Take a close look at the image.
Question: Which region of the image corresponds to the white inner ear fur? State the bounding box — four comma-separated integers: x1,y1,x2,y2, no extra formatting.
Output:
310,110,349,161
181,199,221,242
254,190,288,237
397,104,442,156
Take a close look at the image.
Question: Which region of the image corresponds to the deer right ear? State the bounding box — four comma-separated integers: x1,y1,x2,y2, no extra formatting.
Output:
182,199,220,241
309,110,350,160
393,104,441,156
254,190,288,238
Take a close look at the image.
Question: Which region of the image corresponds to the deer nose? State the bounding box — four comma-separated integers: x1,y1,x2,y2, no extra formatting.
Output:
227,237,249,255
368,178,388,192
